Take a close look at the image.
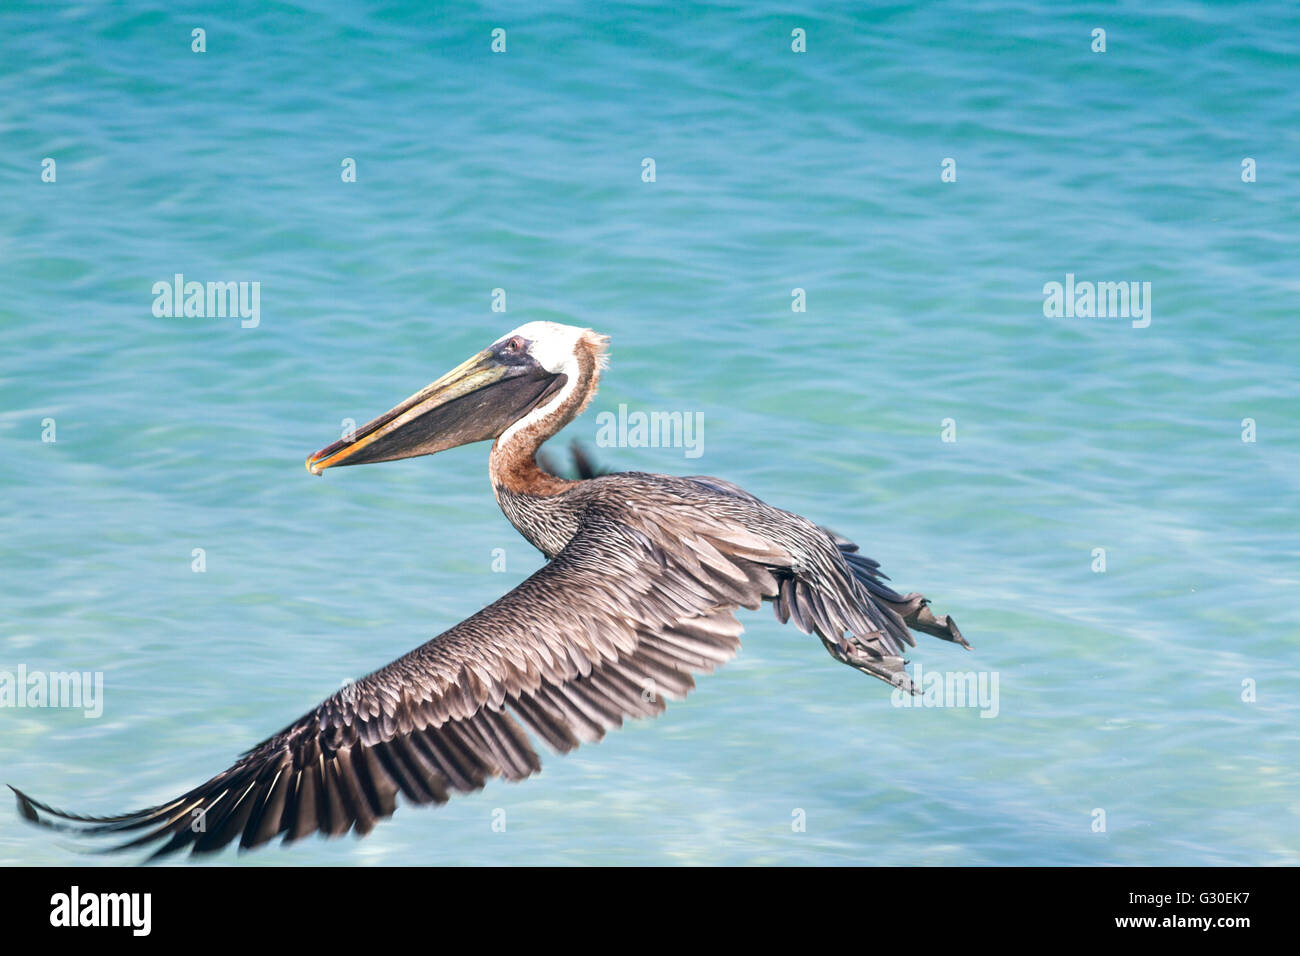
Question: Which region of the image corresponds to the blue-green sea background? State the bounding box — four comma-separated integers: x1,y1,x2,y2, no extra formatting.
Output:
1,1,1297,866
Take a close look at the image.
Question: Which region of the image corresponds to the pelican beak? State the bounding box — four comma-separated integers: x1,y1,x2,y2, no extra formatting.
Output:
306,343,564,475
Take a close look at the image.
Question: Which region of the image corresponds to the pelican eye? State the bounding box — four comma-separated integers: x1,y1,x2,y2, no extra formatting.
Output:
503,336,527,354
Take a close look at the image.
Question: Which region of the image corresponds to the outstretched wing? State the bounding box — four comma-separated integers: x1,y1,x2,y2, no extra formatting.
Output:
13,475,966,859
805,529,968,684
11,502,790,859
685,474,967,687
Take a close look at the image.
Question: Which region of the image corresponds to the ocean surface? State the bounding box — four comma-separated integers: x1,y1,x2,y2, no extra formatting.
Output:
1,1,1297,866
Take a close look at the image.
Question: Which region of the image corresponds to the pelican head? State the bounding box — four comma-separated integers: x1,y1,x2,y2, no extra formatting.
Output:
306,321,605,474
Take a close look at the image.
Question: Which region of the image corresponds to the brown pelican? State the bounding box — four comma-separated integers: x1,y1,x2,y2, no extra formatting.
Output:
12,322,967,858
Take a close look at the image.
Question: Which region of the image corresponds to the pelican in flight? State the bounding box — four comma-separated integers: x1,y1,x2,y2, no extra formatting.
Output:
13,322,967,858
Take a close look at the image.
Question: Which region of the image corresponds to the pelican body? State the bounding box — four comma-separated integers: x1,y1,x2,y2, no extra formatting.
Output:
13,321,967,858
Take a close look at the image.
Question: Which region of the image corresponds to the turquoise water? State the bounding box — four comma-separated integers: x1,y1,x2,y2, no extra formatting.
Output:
1,1,1297,866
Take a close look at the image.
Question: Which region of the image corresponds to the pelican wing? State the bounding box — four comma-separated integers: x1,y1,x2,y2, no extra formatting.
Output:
679,474,967,685
10,503,789,859
13,476,965,859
